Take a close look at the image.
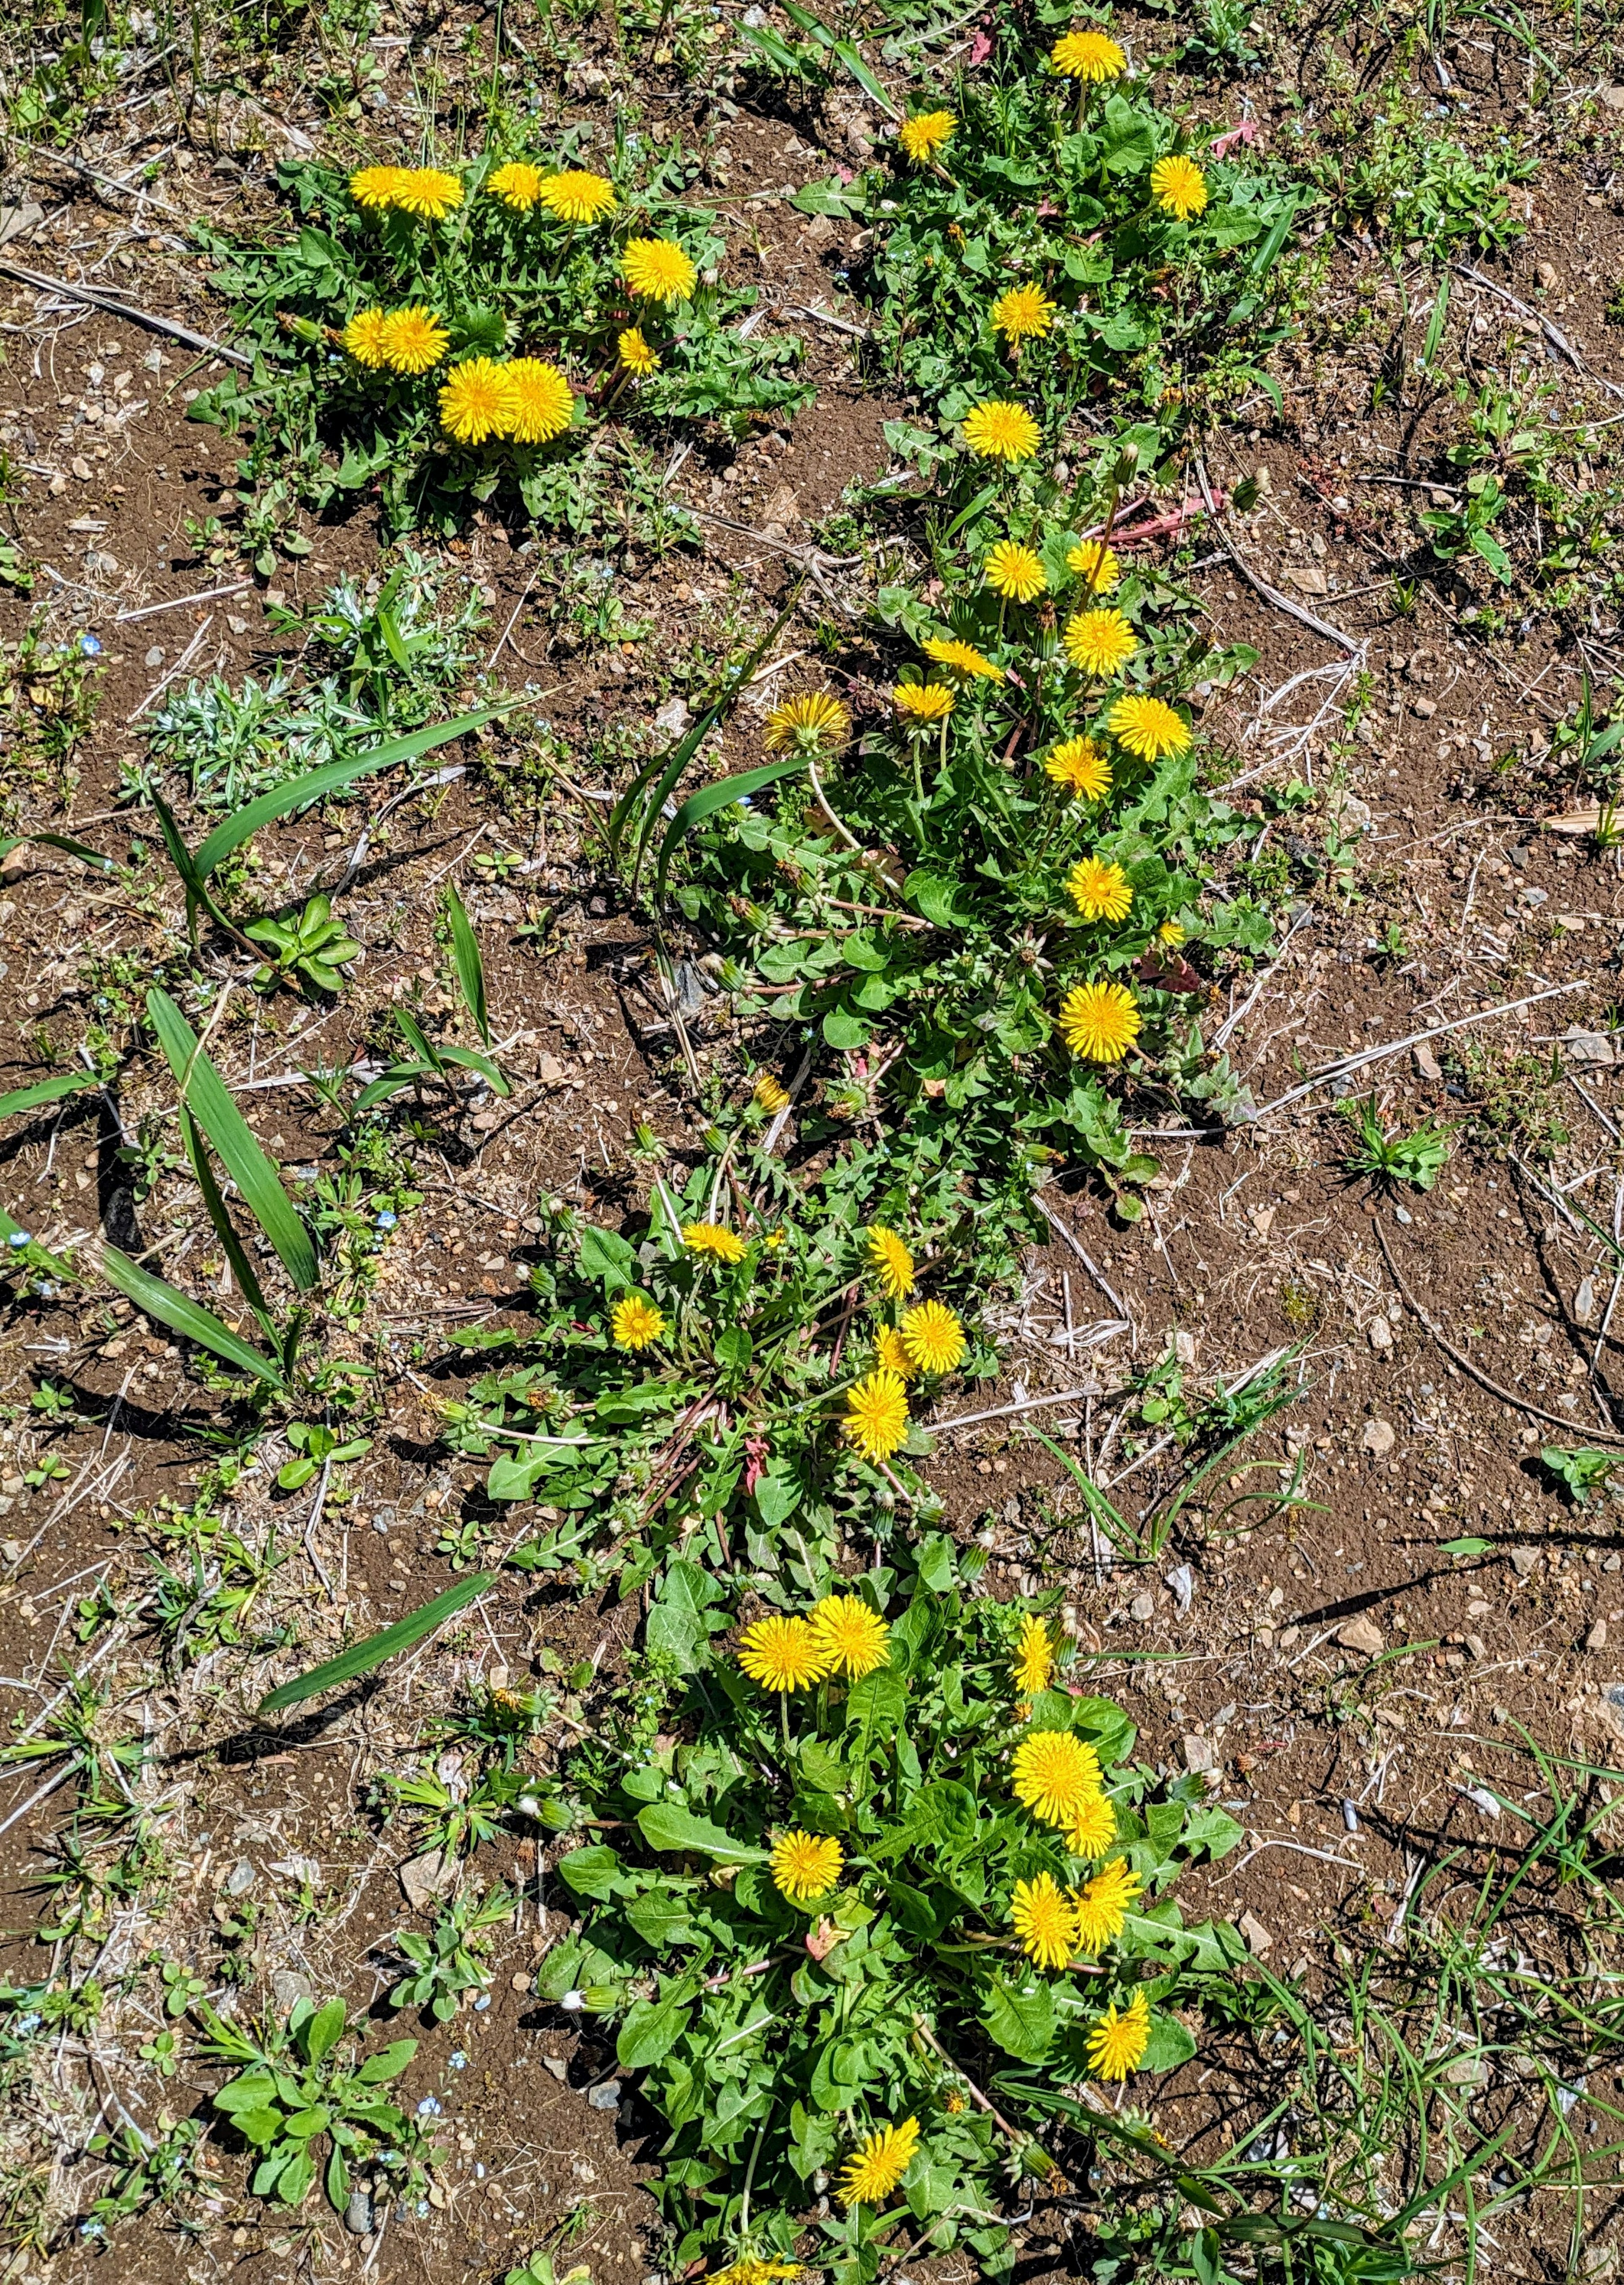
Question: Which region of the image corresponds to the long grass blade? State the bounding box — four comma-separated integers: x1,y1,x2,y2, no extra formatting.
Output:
1421,272,1450,368
177,1101,277,1344
654,757,811,904
444,884,490,1046
192,708,507,883
147,989,320,1293
95,1242,286,1388
0,832,116,875
258,1573,494,1712
0,1073,99,1121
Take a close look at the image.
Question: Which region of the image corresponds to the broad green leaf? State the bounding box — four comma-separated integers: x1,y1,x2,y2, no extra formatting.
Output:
645,1560,726,1675
983,1975,1054,2063
617,1985,696,2070
147,990,318,1293
0,1073,98,1121
257,1573,494,1712
1142,2009,1198,2072
96,1241,286,1388
636,1802,767,1865
444,882,491,1045
557,1843,626,1901
355,2039,417,2084
304,1999,346,2066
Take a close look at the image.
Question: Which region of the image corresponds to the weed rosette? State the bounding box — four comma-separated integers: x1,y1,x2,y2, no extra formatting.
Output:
192,154,810,531
533,1574,1243,2277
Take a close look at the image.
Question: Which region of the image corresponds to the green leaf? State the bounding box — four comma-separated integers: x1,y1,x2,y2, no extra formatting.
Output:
557,1843,625,1901
96,1241,286,1388
0,1073,99,1121
0,831,116,876
822,1006,872,1051
903,870,974,928
444,883,491,1046
983,1976,1054,2062
147,990,319,1293
304,1999,346,2066
325,2145,350,2214
257,1573,494,1712
355,2039,417,2084
617,1983,696,2070
645,1560,726,1675
636,1802,767,1865
1142,2009,1198,2072
655,756,810,905
192,709,506,883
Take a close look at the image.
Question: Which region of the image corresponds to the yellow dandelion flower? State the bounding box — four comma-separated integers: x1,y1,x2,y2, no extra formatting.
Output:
753,1073,790,1114
349,164,409,210
1065,857,1133,925
899,1300,966,1375
1073,1858,1143,1951
894,680,955,724
985,540,1046,603
623,237,697,303
1151,154,1208,219
683,1221,747,1263
1012,1730,1104,1827
1064,1792,1118,1860
922,635,1003,682
1050,28,1126,80
1011,1873,1078,1971
737,1614,832,1692
537,168,617,223
838,2117,920,2207
710,2263,806,2285
438,357,516,446
487,161,545,211
1064,607,1138,678
866,1226,915,1300
1013,1613,1054,1697
898,109,955,164
1108,692,1191,760
763,689,850,755
810,1595,892,1680
1158,918,1188,946
874,1325,916,1379
993,283,1056,344
506,358,576,444
1067,537,1121,594
1057,979,1141,1062
963,399,1040,464
392,167,464,219
1044,737,1112,800
610,1294,665,1350
341,309,390,367
771,1828,844,1904
618,325,660,376
1086,1988,1150,2079
844,1370,909,1464
379,306,450,375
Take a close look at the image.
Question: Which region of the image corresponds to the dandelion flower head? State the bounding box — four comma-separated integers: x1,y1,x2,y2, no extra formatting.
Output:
487,161,545,211
894,680,955,724
1011,1872,1078,1970
810,1595,892,1680
1050,28,1126,80
1073,1857,1143,1951
1064,1792,1118,1860
438,357,516,447
342,309,390,367
771,1828,844,1904
922,635,1003,682
898,110,955,164
1108,691,1190,760
993,283,1056,344
963,399,1040,464
623,237,697,303
844,1370,910,1464
1044,737,1111,800
610,1294,664,1351
618,326,660,376
1067,537,1120,594
379,306,450,375
985,540,1046,603
506,358,575,444
764,689,850,755
752,1073,790,1114
1012,1728,1103,1827
392,167,464,219
1013,1613,1054,1697
1066,856,1133,925
1150,154,1207,219
349,164,409,209
683,1221,747,1263
1086,1989,1150,2079
1057,979,1141,1062
538,168,617,223
899,1300,966,1375
866,1225,915,1300
738,1614,831,1692
1064,607,1137,678
838,2117,920,2207
874,1325,916,1379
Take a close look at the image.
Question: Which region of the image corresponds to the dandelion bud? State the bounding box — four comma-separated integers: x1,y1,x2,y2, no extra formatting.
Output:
560,1989,585,2012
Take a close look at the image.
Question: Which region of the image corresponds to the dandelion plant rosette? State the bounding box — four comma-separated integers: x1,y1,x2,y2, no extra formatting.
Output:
535,1573,1246,2274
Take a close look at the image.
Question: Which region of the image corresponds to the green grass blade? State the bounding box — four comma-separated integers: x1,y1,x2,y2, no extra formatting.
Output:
258,1573,495,1712
435,1044,510,1095
444,884,490,1046
655,757,811,904
177,1101,277,1344
392,1007,446,1071
1421,271,1450,367
192,707,507,883
147,989,320,1293
96,1242,285,1388
0,832,117,875
147,784,234,944
0,1073,99,1120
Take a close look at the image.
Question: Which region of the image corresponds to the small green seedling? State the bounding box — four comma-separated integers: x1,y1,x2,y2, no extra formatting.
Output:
246,894,362,996
1341,1096,1452,1190
276,1420,373,1492
1540,1446,1619,1506
387,1886,516,2023
201,1994,420,2213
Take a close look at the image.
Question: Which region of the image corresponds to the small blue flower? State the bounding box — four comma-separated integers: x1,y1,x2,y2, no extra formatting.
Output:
416,2096,442,2117
448,2050,467,2070
7,1232,30,1249
79,633,102,656
375,1209,397,1231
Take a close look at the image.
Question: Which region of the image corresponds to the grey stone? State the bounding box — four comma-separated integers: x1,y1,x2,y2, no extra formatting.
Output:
586,2080,621,2112
1181,1735,1219,1775
398,1848,457,1910
270,1968,312,2009
1509,1546,1540,1578
1128,1591,1155,1623
224,1858,256,1897
343,2188,373,2236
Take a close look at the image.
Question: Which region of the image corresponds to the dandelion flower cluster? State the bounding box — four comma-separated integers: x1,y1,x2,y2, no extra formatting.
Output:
618,326,660,376
737,1614,830,1692
1013,1613,1054,1697
1064,1792,1119,1860
1072,1856,1143,1951
1012,1728,1103,1826
894,680,955,725
810,1594,891,1679
710,2262,806,2285
610,1294,664,1350
1057,979,1141,1062
1044,736,1111,800
1065,856,1133,924
963,399,1040,464
922,634,1002,682
992,283,1056,344
1067,537,1120,594
1150,154,1207,219
439,358,516,446
538,168,618,222
486,161,546,210
844,1370,910,1463
682,1221,747,1263
838,2117,920,2207
985,540,1046,603
866,1225,915,1300
352,164,463,219
898,110,955,164
899,1300,966,1375
1049,28,1125,80
1063,606,1137,677
506,358,575,444
763,689,850,755
1011,1872,1077,1970
771,1828,844,1904
1086,1989,1151,2079
622,238,697,303
1108,691,1190,760
379,307,450,374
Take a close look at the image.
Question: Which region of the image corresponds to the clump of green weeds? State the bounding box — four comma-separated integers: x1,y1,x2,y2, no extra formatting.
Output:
1340,1095,1452,1190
